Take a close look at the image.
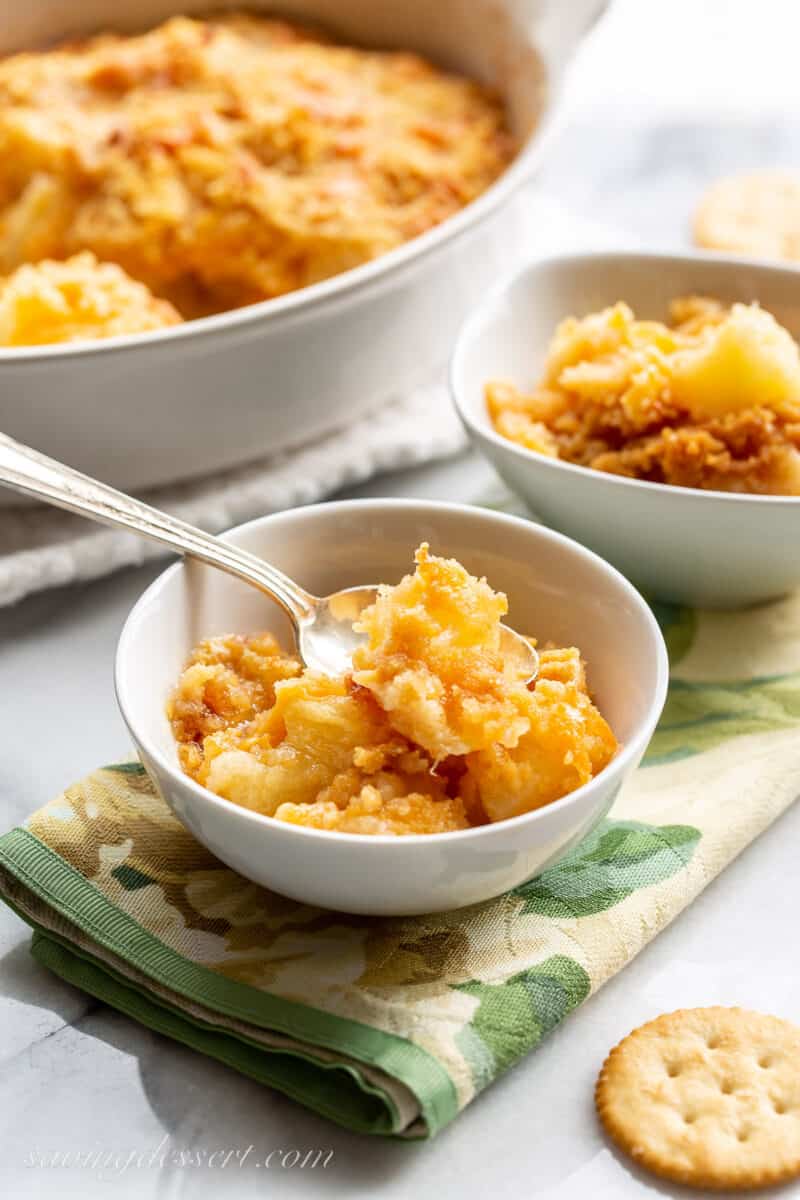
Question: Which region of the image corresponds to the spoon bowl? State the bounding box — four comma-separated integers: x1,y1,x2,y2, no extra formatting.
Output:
301,583,538,678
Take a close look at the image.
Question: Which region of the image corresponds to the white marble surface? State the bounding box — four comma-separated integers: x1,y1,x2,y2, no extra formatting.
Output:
3,2,800,1196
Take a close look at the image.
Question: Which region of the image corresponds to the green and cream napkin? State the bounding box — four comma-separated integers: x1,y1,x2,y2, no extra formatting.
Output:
2,589,800,1137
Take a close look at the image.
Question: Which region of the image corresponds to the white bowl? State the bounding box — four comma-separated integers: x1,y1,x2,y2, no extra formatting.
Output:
115,499,667,915
0,0,608,502
451,250,800,609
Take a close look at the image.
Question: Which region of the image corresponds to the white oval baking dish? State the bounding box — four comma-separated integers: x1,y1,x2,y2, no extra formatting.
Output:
0,0,608,500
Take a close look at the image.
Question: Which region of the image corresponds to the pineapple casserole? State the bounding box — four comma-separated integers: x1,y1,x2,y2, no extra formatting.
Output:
169,546,617,836
0,12,514,340
487,297,800,494
0,253,181,344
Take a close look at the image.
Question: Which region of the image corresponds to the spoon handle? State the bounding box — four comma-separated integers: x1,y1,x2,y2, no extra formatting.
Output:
0,432,315,622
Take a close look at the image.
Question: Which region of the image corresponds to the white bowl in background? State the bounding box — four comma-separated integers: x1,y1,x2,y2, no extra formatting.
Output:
451,250,800,609
115,499,667,916
0,0,609,503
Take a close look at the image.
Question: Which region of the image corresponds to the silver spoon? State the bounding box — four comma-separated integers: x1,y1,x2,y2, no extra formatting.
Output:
0,432,539,680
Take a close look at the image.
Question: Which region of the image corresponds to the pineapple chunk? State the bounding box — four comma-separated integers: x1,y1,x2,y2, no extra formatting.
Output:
670,302,800,419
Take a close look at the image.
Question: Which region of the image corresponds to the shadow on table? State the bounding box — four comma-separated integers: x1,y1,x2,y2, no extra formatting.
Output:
604,1140,800,1200
0,940,101,1027
116,1018,429,1194
1,937,422,1194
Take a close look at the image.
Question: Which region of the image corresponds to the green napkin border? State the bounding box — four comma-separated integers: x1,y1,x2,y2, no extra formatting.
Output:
0,826,458,1137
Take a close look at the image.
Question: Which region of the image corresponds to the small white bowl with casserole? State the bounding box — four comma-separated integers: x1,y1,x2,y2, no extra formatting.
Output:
451,250,800,609
115,499,667,915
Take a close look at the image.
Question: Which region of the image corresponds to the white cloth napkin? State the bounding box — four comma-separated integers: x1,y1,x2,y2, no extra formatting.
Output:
0,196,626,607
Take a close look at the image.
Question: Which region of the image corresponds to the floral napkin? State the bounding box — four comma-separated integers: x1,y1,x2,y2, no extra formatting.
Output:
1,585,799,1137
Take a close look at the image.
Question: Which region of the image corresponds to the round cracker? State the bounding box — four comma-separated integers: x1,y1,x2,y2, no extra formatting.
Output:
595,1007,800,1191
694,171,800,260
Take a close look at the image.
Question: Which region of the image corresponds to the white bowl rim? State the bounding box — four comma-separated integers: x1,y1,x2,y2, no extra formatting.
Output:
115,497,669,849
450,247,800,508
0,81,565,365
